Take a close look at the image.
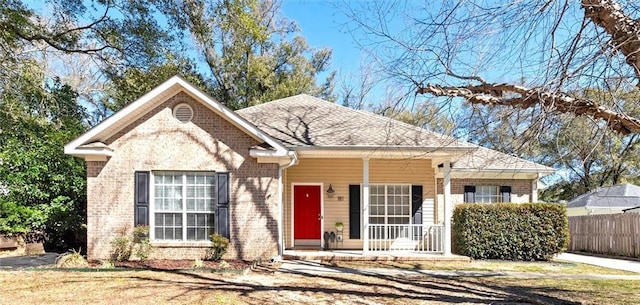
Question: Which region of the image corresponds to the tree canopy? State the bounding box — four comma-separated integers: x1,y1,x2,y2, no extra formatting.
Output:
0,0,336,249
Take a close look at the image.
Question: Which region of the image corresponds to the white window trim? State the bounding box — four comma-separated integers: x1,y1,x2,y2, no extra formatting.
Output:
368,184,412,225
149,171,216,243
475,185,501,203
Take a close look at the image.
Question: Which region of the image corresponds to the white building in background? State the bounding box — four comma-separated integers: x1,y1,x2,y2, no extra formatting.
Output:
567,184,640,216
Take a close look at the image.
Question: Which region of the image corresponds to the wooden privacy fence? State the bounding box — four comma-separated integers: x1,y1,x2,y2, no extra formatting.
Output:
569,214,640,258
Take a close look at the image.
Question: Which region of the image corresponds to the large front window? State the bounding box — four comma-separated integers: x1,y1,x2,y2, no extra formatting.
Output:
369,184,411,238
475,185,500,203
153,172,216,241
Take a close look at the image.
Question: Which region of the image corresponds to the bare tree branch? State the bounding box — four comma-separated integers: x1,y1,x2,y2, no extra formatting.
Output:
417,82,640,134
582,0,640,83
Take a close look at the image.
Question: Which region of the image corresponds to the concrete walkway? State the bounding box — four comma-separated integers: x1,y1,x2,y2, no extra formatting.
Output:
556,252,640,273
277,259,640,280
0,253,59,270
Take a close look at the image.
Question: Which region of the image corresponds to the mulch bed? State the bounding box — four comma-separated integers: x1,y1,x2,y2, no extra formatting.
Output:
110,259,251,271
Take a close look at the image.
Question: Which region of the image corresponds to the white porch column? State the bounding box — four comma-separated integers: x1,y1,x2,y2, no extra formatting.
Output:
443,161,452,256
531,178,539,202
362,157,370,255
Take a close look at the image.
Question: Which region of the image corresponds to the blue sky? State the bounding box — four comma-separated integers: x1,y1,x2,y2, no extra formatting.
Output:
281,1,364,83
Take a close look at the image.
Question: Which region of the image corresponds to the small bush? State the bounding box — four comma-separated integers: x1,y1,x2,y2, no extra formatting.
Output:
110,235,132,262
132,225,149,243
110,226,152,261
99,260,115,269
56,249,89,268
132,226,151,261
205,233,229,261
453,203,569,261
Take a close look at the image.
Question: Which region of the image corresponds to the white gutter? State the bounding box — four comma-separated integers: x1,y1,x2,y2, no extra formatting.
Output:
274,151,298,261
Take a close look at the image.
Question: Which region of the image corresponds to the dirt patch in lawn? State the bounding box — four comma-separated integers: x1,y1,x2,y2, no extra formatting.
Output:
2,269,639,304
325,259,636,275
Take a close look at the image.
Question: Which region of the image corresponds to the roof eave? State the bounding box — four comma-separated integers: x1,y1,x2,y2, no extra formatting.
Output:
291,145,477,159
65,76,290,158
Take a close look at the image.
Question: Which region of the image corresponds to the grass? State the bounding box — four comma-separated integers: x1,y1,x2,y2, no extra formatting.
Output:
0,269,639,304
324,259,638,275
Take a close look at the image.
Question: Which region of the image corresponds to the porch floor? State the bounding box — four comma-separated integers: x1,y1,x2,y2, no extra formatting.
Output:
282,249,470,262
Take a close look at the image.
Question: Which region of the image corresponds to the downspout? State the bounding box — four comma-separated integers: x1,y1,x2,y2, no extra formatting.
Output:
272,151,298,262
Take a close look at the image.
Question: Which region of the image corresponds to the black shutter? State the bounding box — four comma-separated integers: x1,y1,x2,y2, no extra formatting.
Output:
412,185,423,239
463,185,476,203
411,185,423,224
348,185,361,239
134,171,150,227
216,172,230,239
500,186,512,203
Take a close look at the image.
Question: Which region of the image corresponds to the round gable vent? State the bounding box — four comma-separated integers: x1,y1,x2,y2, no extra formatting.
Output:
173,103,194,123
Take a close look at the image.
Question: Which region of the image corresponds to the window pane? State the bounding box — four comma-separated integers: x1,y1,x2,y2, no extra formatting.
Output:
187,229,196,240
155,214,163,226
155,228,164,240
388,217,410,224
187,213,214,241
153,172,215,241
186,214,195,226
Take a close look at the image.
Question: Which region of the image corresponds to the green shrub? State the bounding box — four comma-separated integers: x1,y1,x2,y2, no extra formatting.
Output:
110,226,152,261
452,203,569,261
132,225,149,243
205,233,229,261
110,235,132,262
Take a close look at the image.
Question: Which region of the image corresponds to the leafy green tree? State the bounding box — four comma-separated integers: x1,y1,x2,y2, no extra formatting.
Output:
0,63,87,250
0,0,179,69
104,58,211,112
378,101,456,135
155,0,335,109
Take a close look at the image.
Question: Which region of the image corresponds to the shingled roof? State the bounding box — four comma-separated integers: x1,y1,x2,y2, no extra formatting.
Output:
452,146,554,173
236,94,472,149
236,94,554,174
568,184,640,209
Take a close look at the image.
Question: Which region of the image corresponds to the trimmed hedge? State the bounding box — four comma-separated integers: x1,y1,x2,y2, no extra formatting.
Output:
452,203,569,261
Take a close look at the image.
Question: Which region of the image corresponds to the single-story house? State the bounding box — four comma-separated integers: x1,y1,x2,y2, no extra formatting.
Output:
567,184,640,216
65,76,554,261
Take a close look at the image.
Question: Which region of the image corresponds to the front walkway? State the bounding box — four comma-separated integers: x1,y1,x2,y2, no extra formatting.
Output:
0,253,59,269
282,249,470,262
556,252,640,273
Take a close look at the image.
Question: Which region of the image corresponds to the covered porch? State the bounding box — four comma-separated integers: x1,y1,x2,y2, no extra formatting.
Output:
281,151,459,257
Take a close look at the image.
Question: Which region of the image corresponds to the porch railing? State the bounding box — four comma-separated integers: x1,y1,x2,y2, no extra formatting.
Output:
366,224,444,253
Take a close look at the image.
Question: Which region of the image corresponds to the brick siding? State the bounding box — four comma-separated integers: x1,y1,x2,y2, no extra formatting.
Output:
86,92,279,261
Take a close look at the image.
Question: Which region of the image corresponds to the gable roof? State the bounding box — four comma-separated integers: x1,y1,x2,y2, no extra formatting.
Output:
236,94,473,149
65,76,289,158
567,184,640,209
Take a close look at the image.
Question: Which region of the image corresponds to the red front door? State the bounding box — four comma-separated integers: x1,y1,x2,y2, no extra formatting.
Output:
294,185,321,240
